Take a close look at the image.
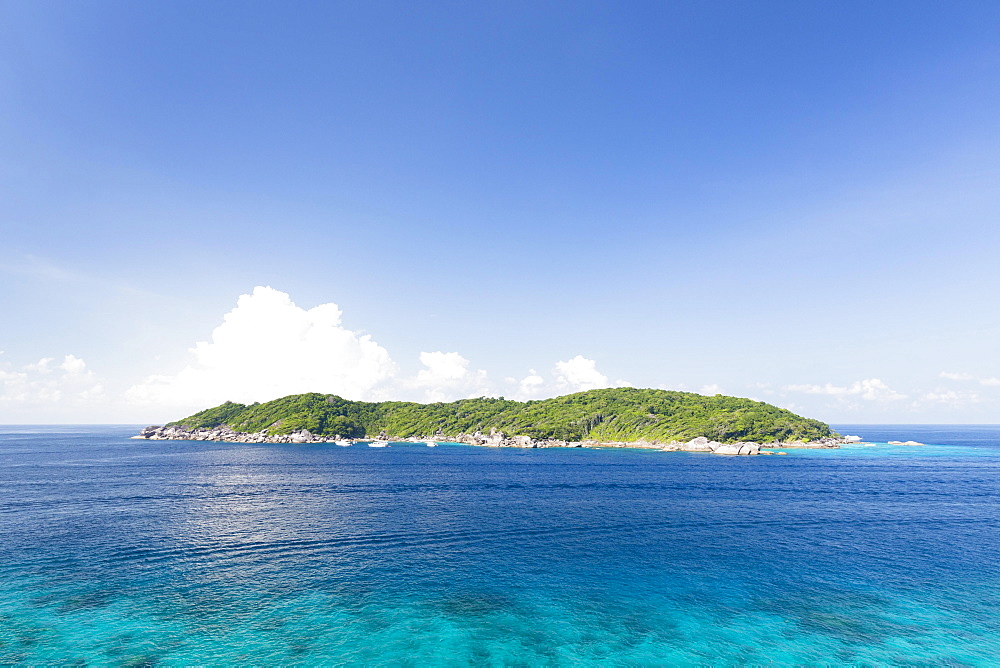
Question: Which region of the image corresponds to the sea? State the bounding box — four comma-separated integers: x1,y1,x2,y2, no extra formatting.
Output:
1,424,999,665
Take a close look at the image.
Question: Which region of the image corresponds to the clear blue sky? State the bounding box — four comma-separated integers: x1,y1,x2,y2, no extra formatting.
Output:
2,0,999,423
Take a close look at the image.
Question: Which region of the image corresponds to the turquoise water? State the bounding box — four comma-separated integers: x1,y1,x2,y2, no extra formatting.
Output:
1,425,999,664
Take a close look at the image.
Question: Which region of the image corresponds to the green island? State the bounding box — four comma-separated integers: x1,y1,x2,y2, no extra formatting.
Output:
135,388,839,451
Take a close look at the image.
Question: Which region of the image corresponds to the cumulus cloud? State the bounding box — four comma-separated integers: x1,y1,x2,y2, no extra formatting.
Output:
0,354,104,406
940,371,1000,387
397,351,490,402
125,287,632,411
784,378,906,401
554,355,610,392
517,370,545,398
127,286,396,409
917,389,982,407
511,355,627,400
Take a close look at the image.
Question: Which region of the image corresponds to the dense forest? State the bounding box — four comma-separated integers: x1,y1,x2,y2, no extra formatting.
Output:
168,388,835,444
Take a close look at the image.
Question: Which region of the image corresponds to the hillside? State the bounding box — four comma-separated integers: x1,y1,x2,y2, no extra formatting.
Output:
167,388,835,444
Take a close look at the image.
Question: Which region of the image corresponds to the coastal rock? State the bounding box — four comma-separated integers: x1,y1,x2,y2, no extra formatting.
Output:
681,437,715,452
133,425,845,455
712,441,761,456
134,424,338,445
767,437,842,449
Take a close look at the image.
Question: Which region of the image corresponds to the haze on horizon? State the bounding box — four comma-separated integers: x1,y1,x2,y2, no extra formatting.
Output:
2,1,999,425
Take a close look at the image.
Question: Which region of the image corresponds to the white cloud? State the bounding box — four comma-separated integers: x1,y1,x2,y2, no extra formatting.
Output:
417,352,471,382
398,351,490,402
61,355,88,374
554,355,610,392
517,369,545,398
127,286,397,409
0,354,104,406
122,288,630,413
125,288,633,410
940,371,1000,387
511,355,625,400
917,389,981,407
784,378,906,401
25,357,55,374
699,383,722,396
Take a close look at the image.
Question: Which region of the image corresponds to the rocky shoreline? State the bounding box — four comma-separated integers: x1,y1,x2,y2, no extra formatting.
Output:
133,425,854,455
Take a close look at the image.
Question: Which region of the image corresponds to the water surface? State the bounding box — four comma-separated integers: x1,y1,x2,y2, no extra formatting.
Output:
1,424,998,664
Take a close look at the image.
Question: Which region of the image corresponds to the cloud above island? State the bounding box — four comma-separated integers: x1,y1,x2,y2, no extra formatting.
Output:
783,378,906,402
4,283,998,424
127,286,397,408
509,355,632,401
394,351,491,403
126,286,624,412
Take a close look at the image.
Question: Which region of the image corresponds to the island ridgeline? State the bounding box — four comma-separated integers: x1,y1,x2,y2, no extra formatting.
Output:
141,388,836,446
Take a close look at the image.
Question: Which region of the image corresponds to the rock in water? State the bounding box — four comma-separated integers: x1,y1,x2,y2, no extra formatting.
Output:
681,437,714,452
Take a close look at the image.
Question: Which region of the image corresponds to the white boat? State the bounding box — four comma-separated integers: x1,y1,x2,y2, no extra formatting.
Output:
368,440,389,448
335,440,352,447
425,440,438,447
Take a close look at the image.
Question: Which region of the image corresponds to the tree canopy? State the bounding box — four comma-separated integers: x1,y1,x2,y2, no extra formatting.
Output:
168,388,835,444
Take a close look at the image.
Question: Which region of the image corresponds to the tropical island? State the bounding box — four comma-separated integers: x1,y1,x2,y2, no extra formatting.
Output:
134,388,848,455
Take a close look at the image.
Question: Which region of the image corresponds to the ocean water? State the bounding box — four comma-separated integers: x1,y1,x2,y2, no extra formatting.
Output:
1,425,999,665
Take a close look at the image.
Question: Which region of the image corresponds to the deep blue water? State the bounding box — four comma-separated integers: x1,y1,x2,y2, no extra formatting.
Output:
1,425,999,665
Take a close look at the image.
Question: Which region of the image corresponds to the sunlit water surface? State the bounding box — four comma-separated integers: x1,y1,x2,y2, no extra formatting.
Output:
1,424,999,664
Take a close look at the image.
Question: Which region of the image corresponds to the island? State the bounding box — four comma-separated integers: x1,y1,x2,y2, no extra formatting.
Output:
134,388,851,455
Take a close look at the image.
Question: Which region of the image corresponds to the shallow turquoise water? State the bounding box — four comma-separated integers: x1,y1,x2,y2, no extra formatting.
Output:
1,425,999,664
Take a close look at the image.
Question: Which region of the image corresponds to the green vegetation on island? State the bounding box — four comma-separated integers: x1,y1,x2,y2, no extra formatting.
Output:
168,388,835,444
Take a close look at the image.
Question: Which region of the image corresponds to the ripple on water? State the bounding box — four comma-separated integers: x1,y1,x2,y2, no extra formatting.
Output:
2,428,1000,663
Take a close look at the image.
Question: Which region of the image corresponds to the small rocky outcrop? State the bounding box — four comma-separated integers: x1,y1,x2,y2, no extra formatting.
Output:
764,437,842,449
666,437,762,455
680,436,716,452
455,430,583,449
133,425,849,454
132,425,343,444
711,441,763,456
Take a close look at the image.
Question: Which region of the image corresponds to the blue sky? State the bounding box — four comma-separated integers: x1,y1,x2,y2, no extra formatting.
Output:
2,0,999,423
